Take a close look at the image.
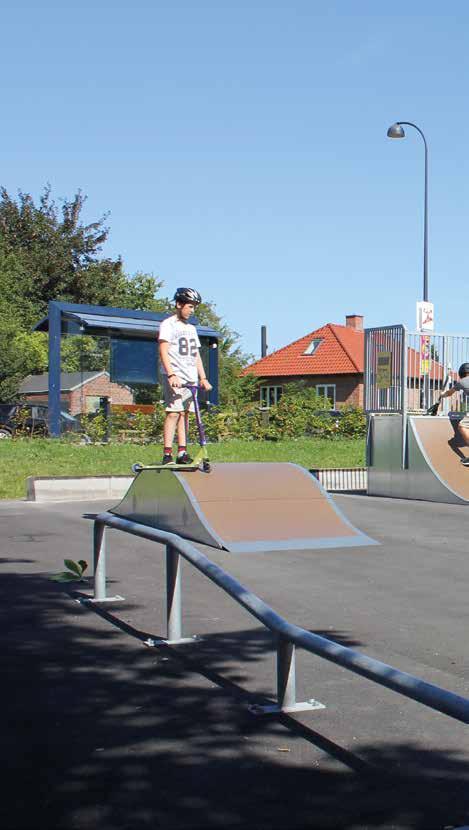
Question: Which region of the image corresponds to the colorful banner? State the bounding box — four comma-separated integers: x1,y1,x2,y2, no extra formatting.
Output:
420,335,430,376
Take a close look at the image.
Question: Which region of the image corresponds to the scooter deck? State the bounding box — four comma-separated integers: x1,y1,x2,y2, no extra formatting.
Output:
132,463,200,473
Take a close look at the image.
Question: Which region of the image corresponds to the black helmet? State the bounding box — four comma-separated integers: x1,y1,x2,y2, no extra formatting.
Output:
459,363,469,378
174,287,202,305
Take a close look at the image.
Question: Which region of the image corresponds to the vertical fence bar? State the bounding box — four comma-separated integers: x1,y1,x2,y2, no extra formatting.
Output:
401,326,408,468
166,543,183,642
277,637,297,710
93,520,107,600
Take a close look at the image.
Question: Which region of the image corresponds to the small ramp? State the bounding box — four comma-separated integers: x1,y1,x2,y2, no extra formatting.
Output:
410,417,469,504
110,462,377,553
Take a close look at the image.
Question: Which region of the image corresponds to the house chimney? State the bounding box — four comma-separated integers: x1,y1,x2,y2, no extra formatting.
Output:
261,325,268,357
345,314,363,331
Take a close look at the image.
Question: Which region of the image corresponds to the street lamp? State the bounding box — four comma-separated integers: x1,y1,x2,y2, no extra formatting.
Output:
387,121,429,302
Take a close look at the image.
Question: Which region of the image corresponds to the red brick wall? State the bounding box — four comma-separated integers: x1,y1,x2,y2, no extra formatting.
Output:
23,374,134,416
256,375,364,408
69,374,134,415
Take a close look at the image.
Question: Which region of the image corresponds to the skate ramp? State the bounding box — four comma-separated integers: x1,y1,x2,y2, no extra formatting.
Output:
367,414,469,504
110,462,377,553
410,417,469,504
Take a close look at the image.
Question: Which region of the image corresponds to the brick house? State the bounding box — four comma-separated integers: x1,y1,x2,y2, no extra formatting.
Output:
19,371,134,416
243,315,365,409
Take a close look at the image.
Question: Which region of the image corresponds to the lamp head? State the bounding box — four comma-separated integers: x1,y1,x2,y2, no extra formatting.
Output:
387,123,405,139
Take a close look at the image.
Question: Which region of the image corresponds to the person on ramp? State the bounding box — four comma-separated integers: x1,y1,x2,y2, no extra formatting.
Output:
158,287,212,465
437,363,469,466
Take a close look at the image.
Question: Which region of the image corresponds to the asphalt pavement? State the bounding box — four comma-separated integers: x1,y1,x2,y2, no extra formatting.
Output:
2,492,469,830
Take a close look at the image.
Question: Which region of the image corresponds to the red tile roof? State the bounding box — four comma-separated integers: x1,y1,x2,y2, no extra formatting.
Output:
243,323,364,378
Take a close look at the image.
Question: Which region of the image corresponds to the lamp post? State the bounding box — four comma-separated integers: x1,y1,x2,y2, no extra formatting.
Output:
387,121,429,303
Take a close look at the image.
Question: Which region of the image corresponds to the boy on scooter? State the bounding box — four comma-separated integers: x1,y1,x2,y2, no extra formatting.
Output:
158,287,212,465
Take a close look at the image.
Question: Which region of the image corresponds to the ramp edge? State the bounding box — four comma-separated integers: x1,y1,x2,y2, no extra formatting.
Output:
409,417,469,505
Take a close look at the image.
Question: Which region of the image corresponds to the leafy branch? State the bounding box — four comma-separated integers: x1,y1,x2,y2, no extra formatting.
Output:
49,559,88,582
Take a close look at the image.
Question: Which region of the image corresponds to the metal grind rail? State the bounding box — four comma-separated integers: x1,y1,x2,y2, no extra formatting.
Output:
92,511,469,723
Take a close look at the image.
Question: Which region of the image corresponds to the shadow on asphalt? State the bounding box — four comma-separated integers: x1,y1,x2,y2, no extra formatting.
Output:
2,571,469,830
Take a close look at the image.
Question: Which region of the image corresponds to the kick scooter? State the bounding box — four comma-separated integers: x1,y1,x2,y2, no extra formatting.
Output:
132,384,211,474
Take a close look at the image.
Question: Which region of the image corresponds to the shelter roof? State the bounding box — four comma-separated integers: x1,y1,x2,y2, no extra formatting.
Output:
34,302,220,340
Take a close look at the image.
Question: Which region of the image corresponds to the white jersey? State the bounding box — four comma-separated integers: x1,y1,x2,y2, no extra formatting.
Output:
158,314,201,383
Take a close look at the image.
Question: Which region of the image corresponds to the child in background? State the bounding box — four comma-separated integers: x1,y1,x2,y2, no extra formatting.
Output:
438,362,469,466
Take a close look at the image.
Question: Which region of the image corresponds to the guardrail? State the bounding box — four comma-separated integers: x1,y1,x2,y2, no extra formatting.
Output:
90,511,469,722
311,468,367,492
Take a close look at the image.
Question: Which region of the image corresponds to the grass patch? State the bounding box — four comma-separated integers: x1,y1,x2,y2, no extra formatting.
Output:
0,437,366,500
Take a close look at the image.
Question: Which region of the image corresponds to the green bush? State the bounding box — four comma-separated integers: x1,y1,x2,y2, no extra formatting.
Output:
336,405,367,438
110,406,166,443
184,387,367,444
11,406,34,437
11,386,367,444
79,412,108,443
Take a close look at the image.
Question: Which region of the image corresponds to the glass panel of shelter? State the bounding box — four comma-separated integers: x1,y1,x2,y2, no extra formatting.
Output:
57,319,214,429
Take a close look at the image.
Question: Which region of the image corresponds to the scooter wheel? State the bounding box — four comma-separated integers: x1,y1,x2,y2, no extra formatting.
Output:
202,460,211,473
132,463,143,473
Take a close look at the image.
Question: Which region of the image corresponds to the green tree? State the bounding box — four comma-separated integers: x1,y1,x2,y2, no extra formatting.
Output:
0,240,49,398
0,187,175,398
194,301,255,408
0,322,48,400
112,271,172,313
0,186,125,313
0,185,251,406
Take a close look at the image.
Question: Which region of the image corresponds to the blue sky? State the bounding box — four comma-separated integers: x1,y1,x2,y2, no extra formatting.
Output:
2,1,469,358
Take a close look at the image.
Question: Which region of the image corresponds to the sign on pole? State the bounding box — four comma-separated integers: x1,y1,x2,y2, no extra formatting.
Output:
416,301,434,332
376,351,392,389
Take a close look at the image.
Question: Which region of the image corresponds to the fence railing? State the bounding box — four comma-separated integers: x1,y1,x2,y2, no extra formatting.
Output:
311,468,367,492
365,325,406,414
365,326,469,416
90,511,469,723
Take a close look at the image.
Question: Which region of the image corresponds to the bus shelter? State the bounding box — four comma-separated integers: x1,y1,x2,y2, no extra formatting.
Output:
34,300,220,437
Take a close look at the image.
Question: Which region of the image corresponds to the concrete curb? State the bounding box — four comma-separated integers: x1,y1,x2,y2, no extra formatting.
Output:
26,475,134,502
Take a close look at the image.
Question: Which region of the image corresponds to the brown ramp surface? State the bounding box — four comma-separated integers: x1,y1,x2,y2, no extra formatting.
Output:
411,417,469,503
110,462,377,553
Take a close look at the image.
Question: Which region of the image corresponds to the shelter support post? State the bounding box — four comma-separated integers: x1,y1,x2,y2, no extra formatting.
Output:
249,636,325,716
48,301,62,437
208,337,219,405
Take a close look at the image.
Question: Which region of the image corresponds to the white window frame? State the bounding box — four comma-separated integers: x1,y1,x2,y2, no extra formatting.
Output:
260,385,283,409
316,384,336,408
86,395,102,413
303,338,323,356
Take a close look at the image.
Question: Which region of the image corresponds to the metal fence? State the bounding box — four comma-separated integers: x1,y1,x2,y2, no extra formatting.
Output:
365,326,469,415
311,468,367,492
365,325,406,414
88,511,469,724
406,330,469,414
